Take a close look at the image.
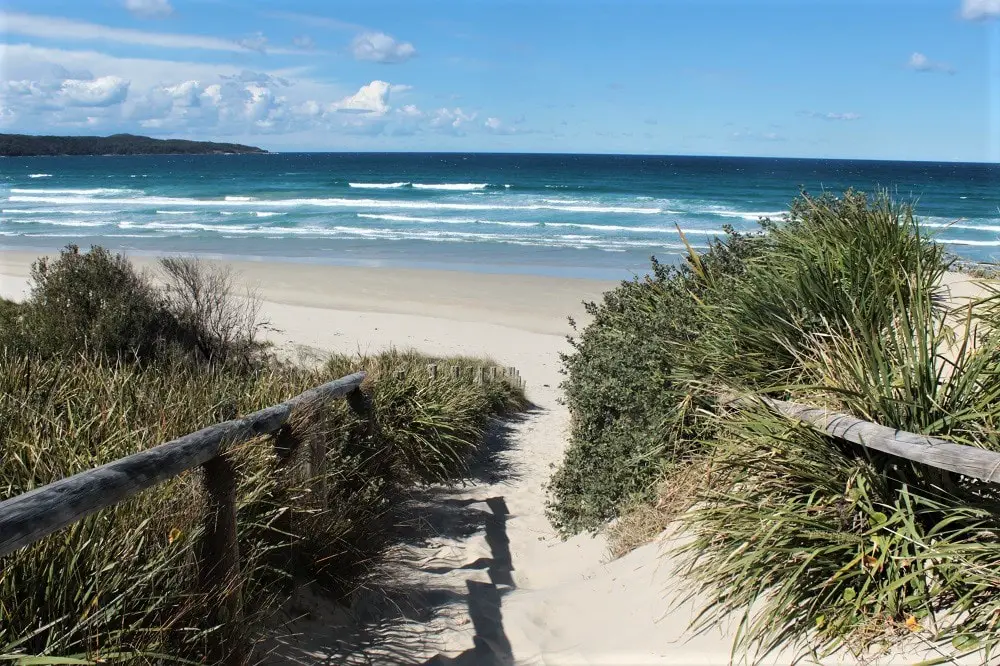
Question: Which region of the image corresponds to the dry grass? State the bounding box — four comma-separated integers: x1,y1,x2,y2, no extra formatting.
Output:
607,457,711,559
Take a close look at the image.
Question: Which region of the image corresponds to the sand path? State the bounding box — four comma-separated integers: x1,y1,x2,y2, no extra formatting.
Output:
254,303,802,665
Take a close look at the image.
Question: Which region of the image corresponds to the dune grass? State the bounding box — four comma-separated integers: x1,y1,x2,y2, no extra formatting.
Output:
0,247,525,664
552,189,1000,661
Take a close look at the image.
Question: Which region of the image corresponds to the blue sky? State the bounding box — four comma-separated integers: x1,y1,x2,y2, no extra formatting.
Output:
1,0,999,161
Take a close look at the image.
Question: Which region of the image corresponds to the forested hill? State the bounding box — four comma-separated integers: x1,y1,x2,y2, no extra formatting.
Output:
0,133,267,157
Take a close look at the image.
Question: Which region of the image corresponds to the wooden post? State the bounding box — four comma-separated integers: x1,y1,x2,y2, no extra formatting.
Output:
476,367,485,384
200,454,244,665
396,368,406,381
309,435,327,508
490,367,498,381
427,363,438,380
451,365,461,380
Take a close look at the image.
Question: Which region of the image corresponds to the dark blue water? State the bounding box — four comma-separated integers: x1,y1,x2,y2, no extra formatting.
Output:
2,153,998,279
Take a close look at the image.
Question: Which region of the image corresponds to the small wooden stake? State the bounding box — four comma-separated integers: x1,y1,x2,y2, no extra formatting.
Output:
451,365,461,380
427,363,438,380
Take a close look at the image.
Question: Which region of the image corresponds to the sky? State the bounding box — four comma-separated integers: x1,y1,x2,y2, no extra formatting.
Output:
1,0,999,161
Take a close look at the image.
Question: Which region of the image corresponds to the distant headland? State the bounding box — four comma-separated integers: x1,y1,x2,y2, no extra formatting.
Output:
0,133,267,157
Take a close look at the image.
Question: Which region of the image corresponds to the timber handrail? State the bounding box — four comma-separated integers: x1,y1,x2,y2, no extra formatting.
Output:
0,371,367,558
723,393,1000,483
0,362,524,664
0,370,366,664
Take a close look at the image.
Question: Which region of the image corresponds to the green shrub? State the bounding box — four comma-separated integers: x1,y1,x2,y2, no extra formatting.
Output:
0,297,25,352
547,232,763,534
24,245,176,363
325,348,528,484
676,282,1000,661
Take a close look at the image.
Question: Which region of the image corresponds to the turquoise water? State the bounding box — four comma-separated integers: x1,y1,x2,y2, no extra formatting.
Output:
2,153,998,280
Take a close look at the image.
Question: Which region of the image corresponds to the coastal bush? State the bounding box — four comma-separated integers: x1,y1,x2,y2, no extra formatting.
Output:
689,190,947,388
7,246,271,368
24,244,175,363
158,256,271,368
547,232,763,534
325,348,528,484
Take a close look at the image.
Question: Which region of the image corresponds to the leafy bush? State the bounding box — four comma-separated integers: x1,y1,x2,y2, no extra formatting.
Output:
5,246,271,369
547,233,762,534
24,245,175,363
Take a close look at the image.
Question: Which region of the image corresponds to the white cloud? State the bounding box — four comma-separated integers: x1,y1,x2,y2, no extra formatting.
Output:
802,110,862,121
61,76,130,107
293,35,315,49
237,32,268,53
824,112,861,121
0,43,508,142
0,11,305,54
484,116,516,134
123,0,173,19
731,129,785,142
962,0,1000,19
265,11,367,32
351,32,417,63
907,52,955,74
430,107,476,134
331,80,392,114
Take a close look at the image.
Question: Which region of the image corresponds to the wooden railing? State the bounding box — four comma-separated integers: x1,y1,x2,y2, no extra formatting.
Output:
724,394,1000,483
0,362,524,663
0,371,367,664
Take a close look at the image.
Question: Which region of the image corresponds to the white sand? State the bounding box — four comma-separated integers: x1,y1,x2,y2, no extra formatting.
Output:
0,251,989,664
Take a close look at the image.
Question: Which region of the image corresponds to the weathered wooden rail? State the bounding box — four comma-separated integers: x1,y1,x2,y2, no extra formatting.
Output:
724,394,1000,483
0,362,524,664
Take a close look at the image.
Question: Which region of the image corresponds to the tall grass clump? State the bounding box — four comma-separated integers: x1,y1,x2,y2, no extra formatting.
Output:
0,246,525,663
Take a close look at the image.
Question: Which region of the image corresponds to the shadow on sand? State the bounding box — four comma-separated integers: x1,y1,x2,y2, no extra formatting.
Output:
259,410,534,665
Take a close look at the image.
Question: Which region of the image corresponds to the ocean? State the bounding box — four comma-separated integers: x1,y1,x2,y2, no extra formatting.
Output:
2,153,998,280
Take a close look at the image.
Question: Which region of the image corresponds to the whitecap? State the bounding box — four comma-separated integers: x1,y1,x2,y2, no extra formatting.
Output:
411,183,488,191
348,182,410,189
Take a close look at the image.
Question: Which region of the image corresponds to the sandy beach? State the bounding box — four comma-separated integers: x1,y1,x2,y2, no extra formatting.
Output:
0,249,985,665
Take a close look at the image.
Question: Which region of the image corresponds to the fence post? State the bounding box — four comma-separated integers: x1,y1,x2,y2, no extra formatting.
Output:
451,365,461,380
200,453,244,665
309,434,327,508
427,363,438,380
396,368,406,381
